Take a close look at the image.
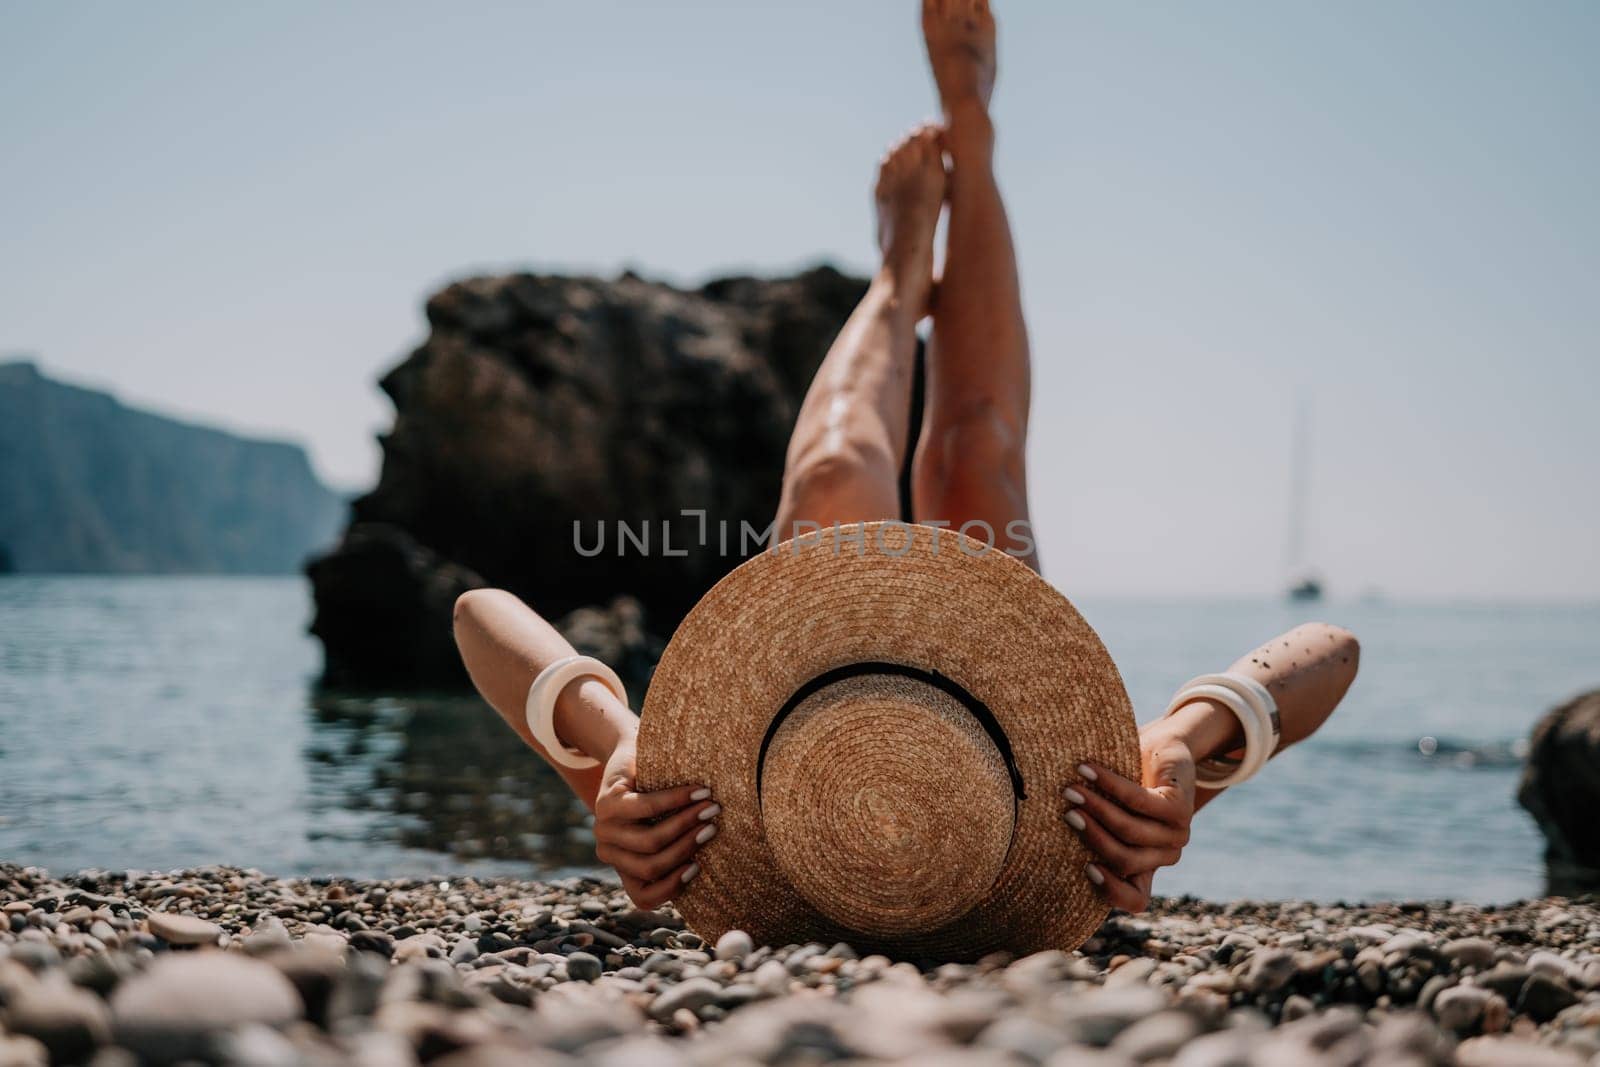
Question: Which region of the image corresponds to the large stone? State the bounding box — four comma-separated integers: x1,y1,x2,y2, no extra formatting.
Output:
1443,937,1499,970
260,946,349,1027
109,953,302,1061
4,983,111,1064
1243,948,1297,996
714,930,754,963
1517,971,1579,1022
1110,1010,1202,1061
145,911,222,946
1057,985,1169,1046
648,977,722,1021
1433,984,1492,1034
563,952,602,983
1517,689,1600,893
304,524,486,688
306,267,878,687
1455,1035,1591,1067
0,1034,48,1067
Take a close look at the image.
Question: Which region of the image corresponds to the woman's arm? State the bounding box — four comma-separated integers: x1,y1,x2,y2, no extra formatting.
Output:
453,589,717,907
1068,622,1361,911
1151,620,1361,812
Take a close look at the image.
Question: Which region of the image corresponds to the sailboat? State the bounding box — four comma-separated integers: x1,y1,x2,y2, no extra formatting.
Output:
1285,398,1323,602
1287,575,1323,602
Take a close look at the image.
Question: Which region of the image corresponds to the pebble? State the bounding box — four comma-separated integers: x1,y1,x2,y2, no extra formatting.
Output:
752,958,790,996
394,933,445,962
1456,1035,1591,1066
1170,1029,1254,1067
4,983,112,1063
350,929,395,958
1106,956,1158,986
448,937,479,965
4,865,1600,1065
976,1016,1070,1061
1110,1009,1202,1061
1434,983,1493,1033
1243,947,1296,995
109,952,301,1060
1059,986,1169,1046
565,951,602,982
144,911,222,946
1517,971,1578,1022
1481,969,1534,1014
714,928,754,962
1444,937,1500,970
649,976,722,1021
1524,950,1573,980
1482,991,1511,1034
0,1034,49,1067
243,916,292,954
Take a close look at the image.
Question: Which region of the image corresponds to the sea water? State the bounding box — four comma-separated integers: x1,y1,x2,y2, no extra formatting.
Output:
1,576,1594,903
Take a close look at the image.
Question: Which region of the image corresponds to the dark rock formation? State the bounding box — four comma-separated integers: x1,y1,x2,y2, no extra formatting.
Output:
0,360,344,574
1517,689,1600,894
308,266,877,688
305,524,485,689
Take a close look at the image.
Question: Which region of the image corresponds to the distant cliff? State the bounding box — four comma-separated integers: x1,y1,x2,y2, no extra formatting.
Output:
0,360,345,574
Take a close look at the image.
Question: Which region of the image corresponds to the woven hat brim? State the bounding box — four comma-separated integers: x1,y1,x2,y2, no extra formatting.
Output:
637,521,1140,960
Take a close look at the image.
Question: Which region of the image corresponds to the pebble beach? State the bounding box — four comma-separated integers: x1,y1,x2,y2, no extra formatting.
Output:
2,866,1599,1066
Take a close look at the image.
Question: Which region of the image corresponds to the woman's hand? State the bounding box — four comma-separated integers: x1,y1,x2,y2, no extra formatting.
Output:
592,734,719,909
1066,729,1196,913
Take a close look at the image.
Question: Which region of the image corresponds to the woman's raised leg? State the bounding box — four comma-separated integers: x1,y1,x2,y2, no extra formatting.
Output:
774,126,946,537
911,0,1038,569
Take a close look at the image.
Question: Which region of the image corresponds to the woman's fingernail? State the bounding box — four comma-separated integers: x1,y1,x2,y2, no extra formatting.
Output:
1085,863,1105,886
681,863,700,884
1077,764,1098,782
699,804,721,821
696,823,717,844
1065,810,1087,831
1064,787,1086,805
690,787,711,801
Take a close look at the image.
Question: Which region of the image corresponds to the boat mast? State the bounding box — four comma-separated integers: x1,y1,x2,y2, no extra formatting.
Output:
1287,397,1311,576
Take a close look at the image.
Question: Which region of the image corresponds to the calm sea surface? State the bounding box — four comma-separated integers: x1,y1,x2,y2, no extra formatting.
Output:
1,576,1595,902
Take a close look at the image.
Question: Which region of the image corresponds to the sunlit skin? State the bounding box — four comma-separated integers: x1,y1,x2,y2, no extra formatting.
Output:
454,0,1361,914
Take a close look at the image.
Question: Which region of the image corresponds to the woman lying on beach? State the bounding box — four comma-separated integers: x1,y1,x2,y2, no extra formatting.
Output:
454,0,1359,915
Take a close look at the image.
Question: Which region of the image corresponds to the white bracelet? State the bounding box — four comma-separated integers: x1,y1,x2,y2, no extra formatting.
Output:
1162,672,1280,789
526,655,628,769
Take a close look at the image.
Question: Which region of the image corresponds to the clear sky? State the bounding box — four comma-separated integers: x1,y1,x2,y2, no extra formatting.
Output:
5,1,1596,599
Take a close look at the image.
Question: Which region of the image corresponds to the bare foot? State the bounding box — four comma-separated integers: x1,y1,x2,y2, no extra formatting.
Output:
874,125,947,314
922,0,997,115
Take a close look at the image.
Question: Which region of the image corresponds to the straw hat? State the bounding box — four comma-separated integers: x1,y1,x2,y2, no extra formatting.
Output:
636,521,1139,960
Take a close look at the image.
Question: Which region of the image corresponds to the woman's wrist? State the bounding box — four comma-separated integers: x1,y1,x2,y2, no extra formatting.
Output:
552,677,638,762
1144,698,1243,764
